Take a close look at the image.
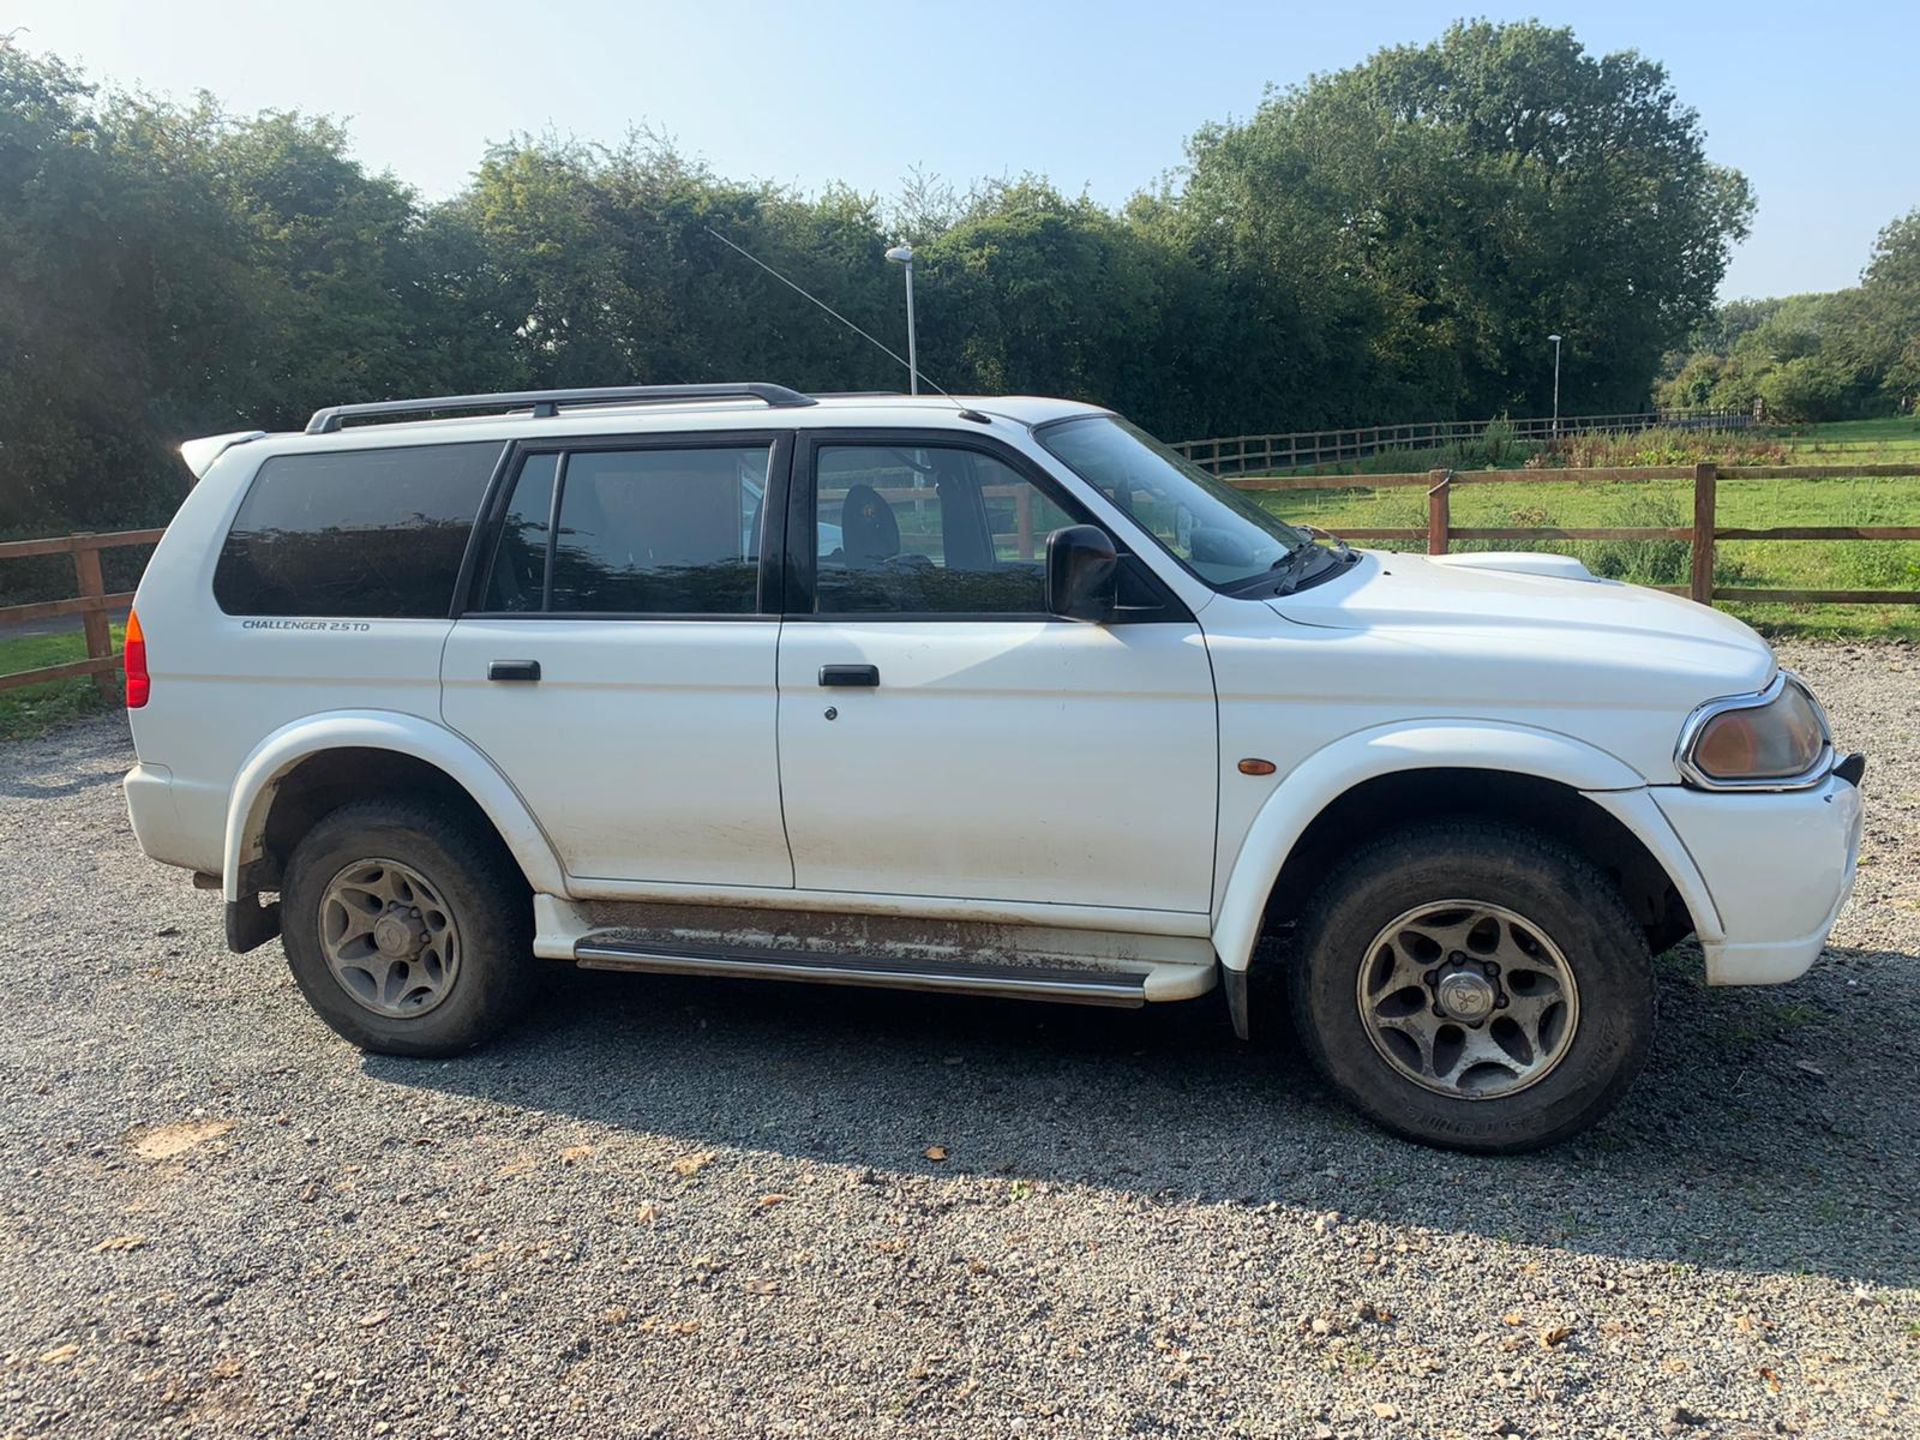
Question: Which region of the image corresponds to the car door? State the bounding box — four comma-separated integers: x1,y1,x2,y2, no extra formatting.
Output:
441,432,794,888
775,431,1218,914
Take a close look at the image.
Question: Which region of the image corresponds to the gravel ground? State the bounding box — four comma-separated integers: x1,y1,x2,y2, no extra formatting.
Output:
1,640,1915,1440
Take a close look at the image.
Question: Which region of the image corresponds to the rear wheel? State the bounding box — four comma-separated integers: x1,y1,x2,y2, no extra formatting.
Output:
281,798,534,1056
1286,820,1654,1152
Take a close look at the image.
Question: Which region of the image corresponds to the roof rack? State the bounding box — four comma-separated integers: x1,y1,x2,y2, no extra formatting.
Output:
304,383,817,434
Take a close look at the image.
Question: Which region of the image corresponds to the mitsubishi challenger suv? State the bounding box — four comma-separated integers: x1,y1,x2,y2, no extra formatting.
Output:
122,383,1866,1151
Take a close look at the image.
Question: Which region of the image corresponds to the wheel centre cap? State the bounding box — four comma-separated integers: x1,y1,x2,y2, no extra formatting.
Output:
1435,970,1496,1022
372,913,420,958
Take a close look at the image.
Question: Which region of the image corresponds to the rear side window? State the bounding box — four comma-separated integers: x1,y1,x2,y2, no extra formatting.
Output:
214,443,502,617
480,444,773,615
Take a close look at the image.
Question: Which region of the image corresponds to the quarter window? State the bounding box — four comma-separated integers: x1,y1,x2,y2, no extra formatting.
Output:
813,445,1079,614
213,442,502,618
482,444,773,615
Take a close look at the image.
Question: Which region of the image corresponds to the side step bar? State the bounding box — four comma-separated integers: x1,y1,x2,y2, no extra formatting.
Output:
574,940,1147,1007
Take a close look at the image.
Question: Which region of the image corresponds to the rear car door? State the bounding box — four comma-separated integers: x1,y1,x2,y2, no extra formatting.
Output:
441,432,793,888
774,431,1219,913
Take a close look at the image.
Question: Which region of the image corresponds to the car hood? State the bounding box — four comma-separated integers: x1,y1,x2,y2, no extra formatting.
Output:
1268,551,1774,695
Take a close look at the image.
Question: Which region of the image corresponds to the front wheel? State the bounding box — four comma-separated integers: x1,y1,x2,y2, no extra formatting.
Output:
1287,820,1654,1152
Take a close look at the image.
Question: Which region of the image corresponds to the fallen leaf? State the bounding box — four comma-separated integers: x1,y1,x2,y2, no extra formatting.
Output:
670,1151,717,1179
757,1193,789,1209
1794,1060,1827,1080
1502,1312,1524,1326
125,1120,234,1162
94,1234,147,1253
746,1278,780,1295
357,1308,392,1329
924,1145,949,1163
600,1305,631,1325
635,1202,663,1225
1373,1402,1400,1420
1540,1324,1574,1348
560,1145,595,1164
39,1343,80,1365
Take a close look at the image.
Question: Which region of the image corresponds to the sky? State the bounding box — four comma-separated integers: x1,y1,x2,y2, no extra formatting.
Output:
6,0,1912,300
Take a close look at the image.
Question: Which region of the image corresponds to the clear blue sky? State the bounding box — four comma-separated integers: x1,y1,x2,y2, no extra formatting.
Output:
8,0,1912,299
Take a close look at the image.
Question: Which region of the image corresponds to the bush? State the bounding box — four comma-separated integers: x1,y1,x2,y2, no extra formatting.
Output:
1451,418,1525,469
1573,491,1693,587
1756,355,1873,424
1538,427,1787,469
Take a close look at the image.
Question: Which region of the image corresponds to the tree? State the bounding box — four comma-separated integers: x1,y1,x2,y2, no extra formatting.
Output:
1173,20,1754,422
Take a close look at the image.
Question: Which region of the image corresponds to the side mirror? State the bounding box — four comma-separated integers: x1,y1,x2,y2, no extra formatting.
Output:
1045,524,1118,623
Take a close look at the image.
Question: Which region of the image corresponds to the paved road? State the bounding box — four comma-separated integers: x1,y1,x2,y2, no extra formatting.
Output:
0,641,1914,1438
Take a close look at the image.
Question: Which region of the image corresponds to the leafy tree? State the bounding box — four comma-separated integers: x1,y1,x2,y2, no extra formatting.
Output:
1658,210,1920,420
1174,20,1754,420
0,23,1777,539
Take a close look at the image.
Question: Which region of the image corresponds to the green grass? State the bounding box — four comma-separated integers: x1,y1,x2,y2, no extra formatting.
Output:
1776,416,1920,462
0,625,125,739
1251,419,1920,640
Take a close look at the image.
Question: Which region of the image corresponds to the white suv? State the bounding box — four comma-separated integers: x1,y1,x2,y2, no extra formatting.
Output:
122,384,1865,1151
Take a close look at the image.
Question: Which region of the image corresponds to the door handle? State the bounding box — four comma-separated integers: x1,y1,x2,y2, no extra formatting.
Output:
818,664,879,688
487,659,541,683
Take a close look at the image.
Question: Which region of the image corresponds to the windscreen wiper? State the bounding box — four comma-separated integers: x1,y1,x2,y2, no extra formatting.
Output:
1267,542,1323,595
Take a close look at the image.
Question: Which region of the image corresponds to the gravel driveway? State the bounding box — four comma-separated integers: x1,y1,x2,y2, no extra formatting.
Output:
1,641,1915,1439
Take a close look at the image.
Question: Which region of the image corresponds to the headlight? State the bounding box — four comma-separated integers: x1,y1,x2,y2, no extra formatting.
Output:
1677,673,1832,789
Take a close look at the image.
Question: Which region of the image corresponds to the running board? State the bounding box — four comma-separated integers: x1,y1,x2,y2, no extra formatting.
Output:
574,940,1147,1007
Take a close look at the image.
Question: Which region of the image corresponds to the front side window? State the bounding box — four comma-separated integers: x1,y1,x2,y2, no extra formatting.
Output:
481,444,772,615
813,444,1079,614
214,442,503,617
1036,415,1309,589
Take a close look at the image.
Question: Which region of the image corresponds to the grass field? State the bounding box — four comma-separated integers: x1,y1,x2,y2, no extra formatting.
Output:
0,626,125,739
1250,416,1920,640
1773,416,1920,463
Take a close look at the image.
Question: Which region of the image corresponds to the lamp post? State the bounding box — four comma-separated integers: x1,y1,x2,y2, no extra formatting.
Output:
1548,333,1563,437
885,244,919,395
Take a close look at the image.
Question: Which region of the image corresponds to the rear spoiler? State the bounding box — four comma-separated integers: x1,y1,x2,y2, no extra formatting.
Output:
179,431,267,480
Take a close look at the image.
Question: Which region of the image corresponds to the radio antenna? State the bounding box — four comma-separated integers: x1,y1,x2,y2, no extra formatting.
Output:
704,226,953,401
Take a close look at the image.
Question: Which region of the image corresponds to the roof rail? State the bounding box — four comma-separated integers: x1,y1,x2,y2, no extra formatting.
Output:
304,383,817,434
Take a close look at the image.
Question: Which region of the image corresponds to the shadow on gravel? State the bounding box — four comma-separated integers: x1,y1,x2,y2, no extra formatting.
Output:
373,942,1919,1288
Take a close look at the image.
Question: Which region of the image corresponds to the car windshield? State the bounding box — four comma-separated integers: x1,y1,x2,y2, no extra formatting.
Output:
1035,415,1309,589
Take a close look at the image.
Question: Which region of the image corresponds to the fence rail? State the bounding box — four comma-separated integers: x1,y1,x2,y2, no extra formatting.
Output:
3,458,1916,702
1229,463,1920,607
1176,408,1753,476
0,528,162,696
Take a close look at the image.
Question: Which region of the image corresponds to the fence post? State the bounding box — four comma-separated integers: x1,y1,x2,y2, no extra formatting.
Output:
1427,470,1451,555
1690,462,1718,605
70,535,116,698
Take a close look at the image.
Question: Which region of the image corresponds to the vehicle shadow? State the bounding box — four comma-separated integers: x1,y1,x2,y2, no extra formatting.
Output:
368,941,1920,1289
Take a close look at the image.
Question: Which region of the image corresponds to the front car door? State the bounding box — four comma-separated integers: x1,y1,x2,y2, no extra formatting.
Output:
774,430,1218,915
442,431,794,888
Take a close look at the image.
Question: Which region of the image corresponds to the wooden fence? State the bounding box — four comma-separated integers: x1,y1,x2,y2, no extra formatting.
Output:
1176,408,1752,476
1229,462,1920,606
2,458,1917,701
0,529,164,696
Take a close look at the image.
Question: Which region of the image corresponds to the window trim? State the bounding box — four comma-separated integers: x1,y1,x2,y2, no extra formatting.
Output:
786,428,1191,624
456,429,796,620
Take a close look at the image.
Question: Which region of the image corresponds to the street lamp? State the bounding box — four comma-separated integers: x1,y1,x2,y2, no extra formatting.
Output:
1548,333,1563,437
884,244,919,395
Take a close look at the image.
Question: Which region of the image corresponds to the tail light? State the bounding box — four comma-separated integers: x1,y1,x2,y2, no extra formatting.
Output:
124,608,150,708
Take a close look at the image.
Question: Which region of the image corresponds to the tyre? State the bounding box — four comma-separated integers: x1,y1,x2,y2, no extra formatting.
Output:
280,798,534,1057
1286,820,1654,1153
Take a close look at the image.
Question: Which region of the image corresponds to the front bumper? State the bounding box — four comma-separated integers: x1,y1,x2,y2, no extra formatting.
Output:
1653,760,1865,985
